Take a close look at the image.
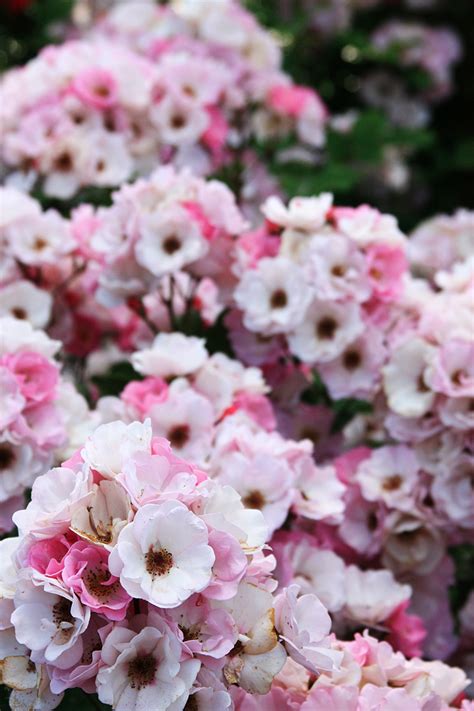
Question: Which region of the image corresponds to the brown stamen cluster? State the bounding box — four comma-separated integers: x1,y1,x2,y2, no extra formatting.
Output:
0,444,15,470
84,568,120,602
167,424,190,448
316,316,338,340
127,654,157,690
243,490,266,510
52,599,75,643
270,289,288,309
145,547,173,579
382,474,403,491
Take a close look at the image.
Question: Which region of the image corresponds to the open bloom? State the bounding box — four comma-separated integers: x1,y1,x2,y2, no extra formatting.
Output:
109,500,215,608
96,614,200,711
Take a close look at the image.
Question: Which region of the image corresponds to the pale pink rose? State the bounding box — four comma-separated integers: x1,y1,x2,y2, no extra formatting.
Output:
426,340,474,397
12,580,90,667
344,566,411,626
288,299,364,364
355,445,419,510
82,419,152,479
216,451,293,537
109,500,215,608
49,616,111,694
293,460,346,523
305,232,369,302
96,614,200,710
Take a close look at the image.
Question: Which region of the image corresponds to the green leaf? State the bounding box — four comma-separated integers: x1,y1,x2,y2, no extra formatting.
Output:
91,361,142,398
331,398,373,433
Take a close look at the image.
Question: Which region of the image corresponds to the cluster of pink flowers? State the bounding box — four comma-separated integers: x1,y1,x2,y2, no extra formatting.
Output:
231,193,408,402
0,417,347,709
86,165,246,316
0,414,471,709
0,0,327,200
0,316,95,534
0,3,471,704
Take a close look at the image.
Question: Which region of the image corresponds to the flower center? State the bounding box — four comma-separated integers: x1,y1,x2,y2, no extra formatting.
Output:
243,490,266,509
145,547,173,578
167,424,190,448
52,599,75,643
270,289,288,309
367,512,378,531
184,697,199,711
94,84,111,98
382,475,402,491
84,568,120,602
54,151,73,172
33,236,47,251
331,264,346,277
163,235,182,255
316,316,338,340
127,653,157,690
171,114,186,129
300,426,320,443
451,369,465,386
343,349,361,371
0,444,15,470
417,374,429,393
11,307,27,320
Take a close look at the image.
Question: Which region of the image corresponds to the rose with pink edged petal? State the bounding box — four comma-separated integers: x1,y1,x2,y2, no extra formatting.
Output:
62,540,131,621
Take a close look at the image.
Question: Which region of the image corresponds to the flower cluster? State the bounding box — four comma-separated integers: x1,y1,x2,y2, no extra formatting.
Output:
0,317,94,533
0,0,327,200
0,418,345,709
87,165,247,315
232,630,472,710
231,193,408,402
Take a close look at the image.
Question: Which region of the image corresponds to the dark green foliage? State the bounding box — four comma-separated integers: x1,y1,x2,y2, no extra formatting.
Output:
91,361,143,398
0,0,74,71
31,185,116,216
246,0,474,230
449,544,474,625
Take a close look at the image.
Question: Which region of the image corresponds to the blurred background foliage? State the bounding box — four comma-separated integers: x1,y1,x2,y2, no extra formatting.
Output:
245,0,474,229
